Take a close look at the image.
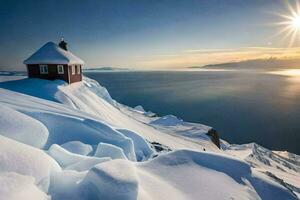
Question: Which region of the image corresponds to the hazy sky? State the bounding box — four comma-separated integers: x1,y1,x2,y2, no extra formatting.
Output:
1,0,300,70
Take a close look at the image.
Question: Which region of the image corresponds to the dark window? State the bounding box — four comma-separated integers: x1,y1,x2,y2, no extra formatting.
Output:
39,65,48,74
57,65,64,74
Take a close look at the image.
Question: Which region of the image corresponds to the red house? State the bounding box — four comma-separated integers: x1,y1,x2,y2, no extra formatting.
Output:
24,40,84,84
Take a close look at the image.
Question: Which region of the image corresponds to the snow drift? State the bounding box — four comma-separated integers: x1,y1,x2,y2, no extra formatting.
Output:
0,75,299,200
0,105,48,148
0,135,61,194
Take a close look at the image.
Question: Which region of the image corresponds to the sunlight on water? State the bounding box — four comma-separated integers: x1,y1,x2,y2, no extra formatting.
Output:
269,69,300,100
269,69,300,76
85,71,300,154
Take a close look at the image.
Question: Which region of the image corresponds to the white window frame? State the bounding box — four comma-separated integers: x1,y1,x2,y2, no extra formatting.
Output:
57,65,64,74
39,65,48,74
77,65,81,74
71,65,75,75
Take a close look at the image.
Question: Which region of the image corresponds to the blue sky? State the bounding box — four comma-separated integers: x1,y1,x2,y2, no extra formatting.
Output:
0,0,299,70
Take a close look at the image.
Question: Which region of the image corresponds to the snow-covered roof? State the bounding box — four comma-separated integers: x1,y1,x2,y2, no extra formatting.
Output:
23,42,84,65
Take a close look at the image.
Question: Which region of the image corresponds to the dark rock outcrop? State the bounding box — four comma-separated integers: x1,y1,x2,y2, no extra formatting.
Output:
206,129,220,149
150,141,172,153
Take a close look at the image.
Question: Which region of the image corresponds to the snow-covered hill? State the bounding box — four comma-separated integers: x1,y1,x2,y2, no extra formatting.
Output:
0,74,299,200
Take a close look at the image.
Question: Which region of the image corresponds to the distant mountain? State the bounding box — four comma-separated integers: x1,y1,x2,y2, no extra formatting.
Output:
192,58,300,70
84,67,130,71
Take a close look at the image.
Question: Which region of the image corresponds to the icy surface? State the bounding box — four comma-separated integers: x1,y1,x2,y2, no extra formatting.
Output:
61,141,93,156
150,115,183,126
94,142,129,160
48,144,91,168
65,157,111,172
0,74,299,199
117,129,154,161
134,105,145,113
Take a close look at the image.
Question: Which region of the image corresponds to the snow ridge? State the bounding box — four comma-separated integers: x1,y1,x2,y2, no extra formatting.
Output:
0,75,299,200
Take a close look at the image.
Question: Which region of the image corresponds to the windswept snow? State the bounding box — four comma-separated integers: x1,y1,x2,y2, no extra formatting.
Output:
150,115,183,126
48,144,93,168
0,74,299,200
61,141,93,156
135,150,296,200
224,143,300,198
117,129,154,161
94,143,129,160
0,77,218,151
0,135,61,193
65,157,111,172
0,105,48,148
134,105,145,113
48,150,299,200
49,170,87,200
0,172,49,200
81,159,139,200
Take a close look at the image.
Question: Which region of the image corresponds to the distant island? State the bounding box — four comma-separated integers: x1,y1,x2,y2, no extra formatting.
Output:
190,57,300,70
83,67,131,72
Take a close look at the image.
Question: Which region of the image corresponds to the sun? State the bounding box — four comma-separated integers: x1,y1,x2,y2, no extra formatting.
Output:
292,15,300,29
273,1,300,47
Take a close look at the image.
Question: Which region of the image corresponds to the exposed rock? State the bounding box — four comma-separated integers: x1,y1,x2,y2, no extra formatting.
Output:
149,141,172,153
206,128,220,149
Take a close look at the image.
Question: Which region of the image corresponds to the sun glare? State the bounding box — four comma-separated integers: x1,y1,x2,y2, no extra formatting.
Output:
273,1,300,47
270,69,300,76
292,15,300,29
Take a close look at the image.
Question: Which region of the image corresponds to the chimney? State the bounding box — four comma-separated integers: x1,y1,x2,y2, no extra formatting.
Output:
58,38,68,51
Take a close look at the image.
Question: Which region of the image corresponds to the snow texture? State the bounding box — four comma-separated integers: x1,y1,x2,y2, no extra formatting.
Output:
61,141,93,156
0,172,49,200
0,104,48,148
117,129,154,161
134,105,145,113
65,157,111,172
0,135,61,193
0,74,299,200
48,144,91,168
24,42,84,65
94,142,129,160
81,159,139,200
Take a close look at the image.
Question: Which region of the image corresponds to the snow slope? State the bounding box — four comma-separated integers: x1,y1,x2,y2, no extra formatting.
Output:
0,105,48,148
0,75,299,200
224,143,300,198
0,135,61,194
0,77,218,152
46,150,299,200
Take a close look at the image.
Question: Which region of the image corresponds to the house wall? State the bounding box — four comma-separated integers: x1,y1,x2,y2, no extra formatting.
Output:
27,64,82,84
69,65,82,83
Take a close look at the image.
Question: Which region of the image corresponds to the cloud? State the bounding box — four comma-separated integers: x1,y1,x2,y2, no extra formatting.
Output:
136,46,300,69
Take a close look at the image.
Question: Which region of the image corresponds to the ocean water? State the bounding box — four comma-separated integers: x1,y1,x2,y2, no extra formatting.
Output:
85,70,300,154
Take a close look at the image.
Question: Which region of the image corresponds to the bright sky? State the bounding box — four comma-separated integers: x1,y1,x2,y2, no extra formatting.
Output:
1,0,300,70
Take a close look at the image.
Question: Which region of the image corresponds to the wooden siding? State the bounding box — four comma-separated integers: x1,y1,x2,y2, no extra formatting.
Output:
27,64,82,84
69,65,82,83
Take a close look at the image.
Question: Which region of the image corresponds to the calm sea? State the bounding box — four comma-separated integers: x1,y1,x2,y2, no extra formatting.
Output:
85,70,300,154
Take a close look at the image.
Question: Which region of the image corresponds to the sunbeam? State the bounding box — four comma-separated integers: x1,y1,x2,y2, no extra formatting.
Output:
272,1,300,47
